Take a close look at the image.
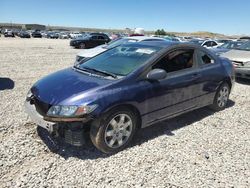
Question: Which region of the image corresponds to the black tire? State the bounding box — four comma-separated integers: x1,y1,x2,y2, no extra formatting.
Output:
90,107,138,154
210,83,230,111
79,43,86,49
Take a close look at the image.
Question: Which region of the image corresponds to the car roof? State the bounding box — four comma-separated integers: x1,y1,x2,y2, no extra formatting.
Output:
121,41,178,49
90,33,108,36
121,41,214,53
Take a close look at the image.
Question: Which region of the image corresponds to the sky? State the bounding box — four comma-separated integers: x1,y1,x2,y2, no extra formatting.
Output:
1,0,250,35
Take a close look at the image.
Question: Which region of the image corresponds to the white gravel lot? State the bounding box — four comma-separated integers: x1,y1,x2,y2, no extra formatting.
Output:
0,37,249,188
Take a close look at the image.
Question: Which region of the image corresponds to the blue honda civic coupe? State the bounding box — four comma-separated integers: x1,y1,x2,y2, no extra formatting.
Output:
25,41,235,153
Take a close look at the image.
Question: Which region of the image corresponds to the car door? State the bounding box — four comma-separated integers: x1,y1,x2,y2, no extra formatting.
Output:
138,48,201,126
97,36,106,45
90,35,99,48
194,49,224,106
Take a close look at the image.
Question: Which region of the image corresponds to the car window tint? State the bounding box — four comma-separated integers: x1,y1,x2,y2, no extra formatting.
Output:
203,41,210,46
211,41,217,46
197,50,215,65
91,36,98,39
153,49,194,73
98,36,105,40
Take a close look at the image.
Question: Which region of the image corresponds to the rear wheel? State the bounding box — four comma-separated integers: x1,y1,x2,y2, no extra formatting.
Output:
210,83,230,111
90,108,138,154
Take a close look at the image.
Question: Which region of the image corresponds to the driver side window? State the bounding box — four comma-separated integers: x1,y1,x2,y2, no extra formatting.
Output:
152,49,195,73
91,36,98,40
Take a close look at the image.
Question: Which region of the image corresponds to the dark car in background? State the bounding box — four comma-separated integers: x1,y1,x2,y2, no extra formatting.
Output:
25,41,234,153
47,32,59,39
32,30,42,38
70,33,110,49
4,29,15,37
211,41,244,55
19,31,31,38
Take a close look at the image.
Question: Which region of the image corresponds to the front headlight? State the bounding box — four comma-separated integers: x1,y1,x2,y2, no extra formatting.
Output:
47,104,98,117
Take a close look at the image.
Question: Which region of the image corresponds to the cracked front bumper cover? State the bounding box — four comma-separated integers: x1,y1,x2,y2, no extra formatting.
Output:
24,100,55,133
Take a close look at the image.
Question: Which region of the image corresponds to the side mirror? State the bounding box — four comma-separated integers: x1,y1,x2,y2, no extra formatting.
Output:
147,69,167,81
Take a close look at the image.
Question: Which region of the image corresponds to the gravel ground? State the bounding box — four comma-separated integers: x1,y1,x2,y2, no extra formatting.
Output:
0,37,249,188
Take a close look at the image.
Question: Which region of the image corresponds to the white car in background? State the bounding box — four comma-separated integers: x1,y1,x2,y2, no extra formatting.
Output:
69,32,82,39
75,36,168,64
190,39,220,48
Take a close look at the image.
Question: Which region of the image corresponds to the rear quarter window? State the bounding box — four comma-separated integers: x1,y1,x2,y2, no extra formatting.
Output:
197,50,216,66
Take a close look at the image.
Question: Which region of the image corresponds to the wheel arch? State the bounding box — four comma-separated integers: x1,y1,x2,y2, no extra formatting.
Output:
101,103,142,129
222,77,232,92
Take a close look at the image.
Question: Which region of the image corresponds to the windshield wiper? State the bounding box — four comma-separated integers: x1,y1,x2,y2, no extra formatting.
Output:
81,66,118,78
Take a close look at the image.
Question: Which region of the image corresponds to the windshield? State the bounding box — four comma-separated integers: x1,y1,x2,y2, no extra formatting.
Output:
219,42,243,49
77,45,161,76
237,41,250,51
105,38,138,49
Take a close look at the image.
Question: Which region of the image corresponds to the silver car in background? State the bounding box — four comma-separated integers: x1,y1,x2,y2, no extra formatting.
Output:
75,36,168,64
221,41,250,79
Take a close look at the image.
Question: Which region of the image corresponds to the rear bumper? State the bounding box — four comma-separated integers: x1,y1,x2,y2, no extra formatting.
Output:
235,68,250,79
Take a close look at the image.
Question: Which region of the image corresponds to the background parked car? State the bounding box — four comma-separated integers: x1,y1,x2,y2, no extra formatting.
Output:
190,39,220,48
211,41,244,55
221,41,250,80
19,31,31,38
216,39,232,46
31,30,42,38
75,36,169,64
70,33,111,49
47,32,59,39
69,32,82,39
4,29,15,37
59,32,69,39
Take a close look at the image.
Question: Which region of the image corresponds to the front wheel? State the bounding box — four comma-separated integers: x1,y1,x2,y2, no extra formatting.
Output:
90,108,138,154
210,83,230,111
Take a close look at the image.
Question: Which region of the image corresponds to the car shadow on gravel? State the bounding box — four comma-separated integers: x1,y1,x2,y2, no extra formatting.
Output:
0,77,15,90
37,100,235,160
133,100,235,146
236,78,250,86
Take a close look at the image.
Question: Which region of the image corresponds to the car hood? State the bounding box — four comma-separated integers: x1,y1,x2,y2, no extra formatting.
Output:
77,45,107,58
221,49,250,62
31,68,114,105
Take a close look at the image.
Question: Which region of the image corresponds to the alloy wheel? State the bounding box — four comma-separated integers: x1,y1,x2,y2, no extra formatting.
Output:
217,86,229,107
104,114,133,148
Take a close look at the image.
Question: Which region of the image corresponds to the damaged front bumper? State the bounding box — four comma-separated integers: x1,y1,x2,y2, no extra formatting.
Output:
24,100,55,133
24,100,90,146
